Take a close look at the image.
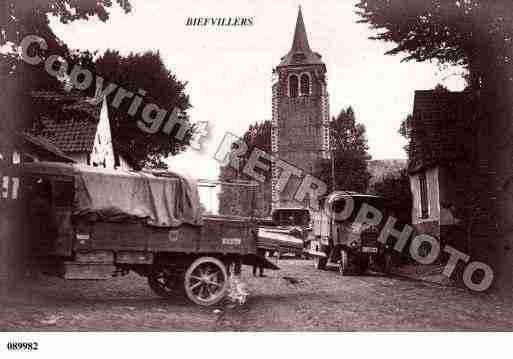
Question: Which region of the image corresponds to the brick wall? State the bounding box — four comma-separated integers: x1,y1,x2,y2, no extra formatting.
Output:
272,65,329,209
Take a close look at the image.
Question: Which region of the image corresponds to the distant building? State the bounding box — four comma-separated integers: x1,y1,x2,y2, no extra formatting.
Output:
407,89,473,249
28,91,134,169
271,7,330,210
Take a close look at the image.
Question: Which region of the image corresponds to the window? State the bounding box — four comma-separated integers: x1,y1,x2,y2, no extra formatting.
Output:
289,74,298,98
300,74,310,95
12,151,20,164
419,173,429,218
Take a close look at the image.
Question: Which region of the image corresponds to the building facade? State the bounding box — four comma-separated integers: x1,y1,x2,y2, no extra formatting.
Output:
271,7,330,210
30,91,133,170
408,89,475,251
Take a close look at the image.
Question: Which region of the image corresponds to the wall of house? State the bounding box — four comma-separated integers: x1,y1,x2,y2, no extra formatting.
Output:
438,165,467,216
410,166,440,238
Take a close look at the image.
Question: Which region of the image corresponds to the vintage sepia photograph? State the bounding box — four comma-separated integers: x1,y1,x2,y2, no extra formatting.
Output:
0,0,513,353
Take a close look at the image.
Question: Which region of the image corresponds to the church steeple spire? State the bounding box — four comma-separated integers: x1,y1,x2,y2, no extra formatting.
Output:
291,6,311,53
278,6,323,66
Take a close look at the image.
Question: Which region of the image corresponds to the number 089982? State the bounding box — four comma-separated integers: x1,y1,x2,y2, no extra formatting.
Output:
7,342,39,351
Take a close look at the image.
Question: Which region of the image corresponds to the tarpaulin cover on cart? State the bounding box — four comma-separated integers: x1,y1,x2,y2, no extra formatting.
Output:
73,165,203,227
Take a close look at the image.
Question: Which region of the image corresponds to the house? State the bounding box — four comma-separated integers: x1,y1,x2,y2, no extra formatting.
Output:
28,91,135,169
407,89,475,249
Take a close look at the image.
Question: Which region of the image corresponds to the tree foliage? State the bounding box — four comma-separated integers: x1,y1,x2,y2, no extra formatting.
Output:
92,50,193,169
1,0,131,46
355,1,512,84
370,169,412,225
316,107,372,192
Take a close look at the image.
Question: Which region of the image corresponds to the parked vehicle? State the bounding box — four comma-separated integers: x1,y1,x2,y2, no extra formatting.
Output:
20,162,277,306
256,207,310,258
308,192,392,275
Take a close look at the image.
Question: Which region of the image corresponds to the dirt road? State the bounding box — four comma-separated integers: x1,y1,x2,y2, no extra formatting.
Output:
1,260,512,331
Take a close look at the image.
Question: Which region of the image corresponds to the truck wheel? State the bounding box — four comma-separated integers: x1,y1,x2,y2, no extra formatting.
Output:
314,256,327,270
339,249,349,275
147,267,184,298
184,257,229,306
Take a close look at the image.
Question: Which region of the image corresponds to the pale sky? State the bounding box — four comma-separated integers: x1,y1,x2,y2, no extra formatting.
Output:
50,0,466,182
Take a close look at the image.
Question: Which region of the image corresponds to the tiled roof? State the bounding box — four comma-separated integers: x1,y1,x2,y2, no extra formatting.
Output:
38,116,98,153
408,90,472,173
18,132,75,163
30,91,101,153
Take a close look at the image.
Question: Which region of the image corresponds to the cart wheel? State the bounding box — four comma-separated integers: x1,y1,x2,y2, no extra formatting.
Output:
184,257,229,306
147,267,184,298
339,249,349,275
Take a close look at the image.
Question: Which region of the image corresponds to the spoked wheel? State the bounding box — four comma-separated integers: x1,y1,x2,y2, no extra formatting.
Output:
184,257,229,306
339,249,349,276
148,267,184,298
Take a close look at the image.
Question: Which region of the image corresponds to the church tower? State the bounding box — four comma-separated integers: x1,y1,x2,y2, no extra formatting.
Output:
271,7,330,210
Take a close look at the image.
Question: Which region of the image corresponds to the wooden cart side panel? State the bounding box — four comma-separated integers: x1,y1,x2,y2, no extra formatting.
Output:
76,222,201,253
197,218,255,255
152,224,200,253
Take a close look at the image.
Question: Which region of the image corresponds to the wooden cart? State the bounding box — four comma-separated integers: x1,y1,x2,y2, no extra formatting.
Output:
20,162,277,306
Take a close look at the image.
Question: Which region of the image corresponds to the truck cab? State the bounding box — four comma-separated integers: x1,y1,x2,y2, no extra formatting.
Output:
309,192,392,275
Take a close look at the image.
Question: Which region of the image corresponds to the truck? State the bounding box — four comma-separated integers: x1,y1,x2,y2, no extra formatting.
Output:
19,162,277,306
308,191,392,275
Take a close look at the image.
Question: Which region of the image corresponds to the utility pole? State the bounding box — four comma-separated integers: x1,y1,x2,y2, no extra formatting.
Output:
331,148,335,192
330,127,337,192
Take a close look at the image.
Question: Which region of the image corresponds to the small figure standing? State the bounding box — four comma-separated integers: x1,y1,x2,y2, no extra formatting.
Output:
252,248,266,277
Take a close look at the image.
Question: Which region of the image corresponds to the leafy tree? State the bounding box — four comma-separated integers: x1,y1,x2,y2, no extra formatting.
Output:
356,1,513,293
355,1,512,87
370,169,412,226
92,50,193,169
1,1,131,46
316,107,372,192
